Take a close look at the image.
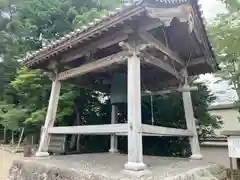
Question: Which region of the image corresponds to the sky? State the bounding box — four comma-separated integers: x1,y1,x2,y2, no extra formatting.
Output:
197,0,238,105
199,0,227,20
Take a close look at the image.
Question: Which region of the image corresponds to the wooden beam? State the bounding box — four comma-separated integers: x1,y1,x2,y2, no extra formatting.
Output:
60,19,163,64
48,124,128,135
115,132,191,137
138,31,185,66
140,18,163,31
142,124,193,137
142,86,198,96
60,28,132,63
188,57,206,66
58,51,129,80
141,52,181,79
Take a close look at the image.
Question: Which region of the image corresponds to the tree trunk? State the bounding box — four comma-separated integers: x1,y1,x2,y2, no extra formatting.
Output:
3,125,7,144
76,112,81,152
11,131,14,145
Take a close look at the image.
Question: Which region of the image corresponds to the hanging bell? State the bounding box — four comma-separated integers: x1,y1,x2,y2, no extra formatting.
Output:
110,73,127,104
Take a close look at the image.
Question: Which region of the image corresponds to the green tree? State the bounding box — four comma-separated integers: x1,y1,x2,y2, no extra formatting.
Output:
208,2,240,100
220,0,240,11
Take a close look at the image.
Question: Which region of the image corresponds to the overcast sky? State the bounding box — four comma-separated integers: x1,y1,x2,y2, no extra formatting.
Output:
199,0,227,20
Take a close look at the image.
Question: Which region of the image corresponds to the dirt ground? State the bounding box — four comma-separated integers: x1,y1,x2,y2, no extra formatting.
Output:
0,149,22,180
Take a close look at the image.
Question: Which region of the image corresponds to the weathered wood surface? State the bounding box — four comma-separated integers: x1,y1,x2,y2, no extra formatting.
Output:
142,124,193,137
60,28,132,64
36,79,61,154
182,69,202,159
138,30,185,66
141,52,181,79
142,86,198,96
58,51,129,80
48,134,66,154
109,105,118,153
125,52,146,170
48,124,128,135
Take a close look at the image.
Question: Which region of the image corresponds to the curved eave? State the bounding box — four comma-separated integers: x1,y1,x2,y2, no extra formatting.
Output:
193,0,220,71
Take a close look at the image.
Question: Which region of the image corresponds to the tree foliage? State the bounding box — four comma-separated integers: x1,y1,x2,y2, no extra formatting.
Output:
220,0,240,11
208,1,240,100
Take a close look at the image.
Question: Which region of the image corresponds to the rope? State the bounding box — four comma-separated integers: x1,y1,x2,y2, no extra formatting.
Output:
140,62,155,125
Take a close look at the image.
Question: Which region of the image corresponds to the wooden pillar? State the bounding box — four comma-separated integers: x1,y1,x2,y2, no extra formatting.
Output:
182,70,203,160
35,77,61,157
109,104,119,153
124,52,146,171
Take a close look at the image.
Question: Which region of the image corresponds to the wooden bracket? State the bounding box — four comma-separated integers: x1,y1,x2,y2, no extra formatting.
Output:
138,30,185,67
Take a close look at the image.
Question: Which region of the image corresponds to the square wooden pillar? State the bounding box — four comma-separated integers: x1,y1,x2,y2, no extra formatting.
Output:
124,54,146,171
109,104,119,153
182,70,203,160
35,78,61,157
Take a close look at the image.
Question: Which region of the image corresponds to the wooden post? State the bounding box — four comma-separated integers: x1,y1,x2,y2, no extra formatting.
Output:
109,104,119,153
124,50,146,171
35,77,61,157
182,69,203,160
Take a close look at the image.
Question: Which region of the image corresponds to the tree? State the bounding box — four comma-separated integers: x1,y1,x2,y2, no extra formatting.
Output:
207,2,240,101
220,0,240,11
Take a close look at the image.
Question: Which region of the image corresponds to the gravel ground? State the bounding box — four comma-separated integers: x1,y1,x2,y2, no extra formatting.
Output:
9,153,226,180
0,149,22,180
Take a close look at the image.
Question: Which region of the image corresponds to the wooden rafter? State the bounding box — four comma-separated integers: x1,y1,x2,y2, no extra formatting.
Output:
58,51,129,80
60,19,164,64
141,52,181,80
138,31,185,66
60,28,132,64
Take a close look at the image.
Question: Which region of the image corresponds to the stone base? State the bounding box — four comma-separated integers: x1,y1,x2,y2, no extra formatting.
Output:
109,149,119,153
190,154,203,160
35,151,49,157
122,169,151,178
124,162,147,171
